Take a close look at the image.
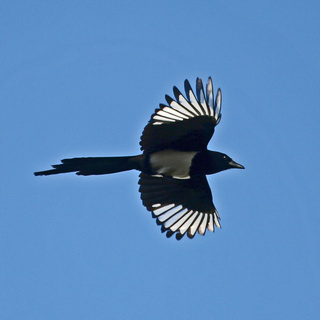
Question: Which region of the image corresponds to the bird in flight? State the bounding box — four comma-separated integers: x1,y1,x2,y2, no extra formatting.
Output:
35,77,244,239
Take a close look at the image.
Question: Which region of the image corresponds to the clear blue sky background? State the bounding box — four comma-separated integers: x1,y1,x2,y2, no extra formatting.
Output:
1,1,319,319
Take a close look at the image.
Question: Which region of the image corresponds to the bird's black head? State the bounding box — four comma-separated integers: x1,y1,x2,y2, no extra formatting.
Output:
191,150,244,175
207,151,244,174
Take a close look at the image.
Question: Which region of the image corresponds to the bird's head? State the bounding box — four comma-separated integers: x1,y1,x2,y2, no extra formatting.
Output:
206,151,244,174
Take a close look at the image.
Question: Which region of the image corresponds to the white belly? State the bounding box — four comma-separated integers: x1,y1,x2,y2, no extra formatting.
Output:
149,150,197,179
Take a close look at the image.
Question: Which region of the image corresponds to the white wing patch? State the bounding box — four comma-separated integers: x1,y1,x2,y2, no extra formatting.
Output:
151,202,221,239
152,77,222,126
206,77,214,117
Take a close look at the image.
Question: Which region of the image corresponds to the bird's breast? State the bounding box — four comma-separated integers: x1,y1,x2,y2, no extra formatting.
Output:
149,150,197,179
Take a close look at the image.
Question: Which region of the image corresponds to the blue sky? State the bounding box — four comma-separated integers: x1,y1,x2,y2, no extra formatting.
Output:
1,1,320,319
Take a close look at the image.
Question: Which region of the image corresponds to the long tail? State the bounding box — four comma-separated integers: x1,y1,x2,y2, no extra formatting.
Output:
34,155,143,176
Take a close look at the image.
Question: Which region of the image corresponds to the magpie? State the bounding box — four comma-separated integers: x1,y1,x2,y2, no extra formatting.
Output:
35,77,244,239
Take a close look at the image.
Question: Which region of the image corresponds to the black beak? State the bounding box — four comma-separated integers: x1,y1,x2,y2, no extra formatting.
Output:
229,160,245,169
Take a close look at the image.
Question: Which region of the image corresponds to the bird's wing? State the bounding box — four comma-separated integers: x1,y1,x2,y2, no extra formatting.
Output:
140,77,222,153
139,173,221,239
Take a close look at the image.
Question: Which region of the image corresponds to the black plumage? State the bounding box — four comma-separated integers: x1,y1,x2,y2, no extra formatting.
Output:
35,77,244,239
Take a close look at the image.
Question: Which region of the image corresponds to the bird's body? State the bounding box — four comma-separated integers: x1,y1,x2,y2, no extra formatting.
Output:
35,77,244,239
149,150,197,179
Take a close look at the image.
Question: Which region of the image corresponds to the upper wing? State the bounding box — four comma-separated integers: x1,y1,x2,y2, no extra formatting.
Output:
139,173,221,239
140,77,222,153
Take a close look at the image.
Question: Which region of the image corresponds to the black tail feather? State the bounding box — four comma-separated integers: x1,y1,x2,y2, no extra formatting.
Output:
34,155,142,176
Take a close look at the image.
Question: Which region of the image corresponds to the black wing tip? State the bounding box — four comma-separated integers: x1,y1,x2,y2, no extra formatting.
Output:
196,77,203,86
165,94,173,104
159,217,201,240
166,230,174,238
173,85,180,94
176,232,185,240
173,86,183,101
184,79,192,91
160,225,184,239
